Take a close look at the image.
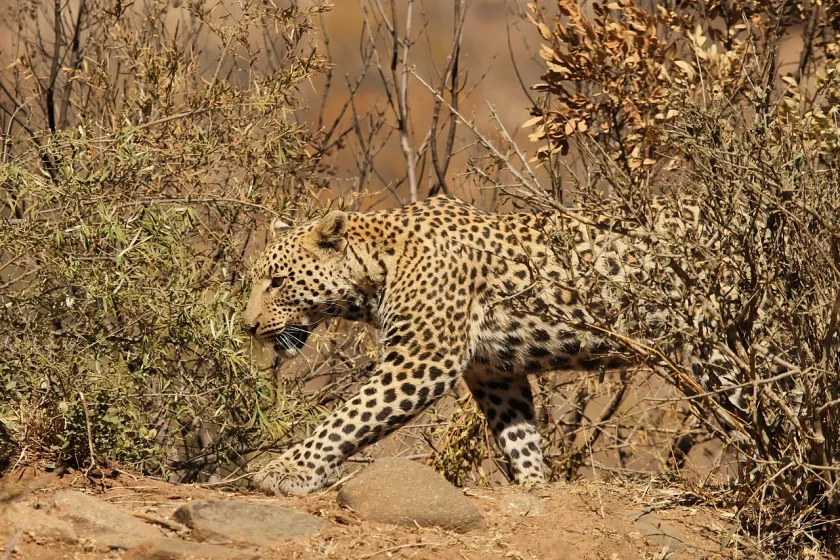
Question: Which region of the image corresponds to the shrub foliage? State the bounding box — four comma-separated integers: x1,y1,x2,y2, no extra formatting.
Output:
519,0,840,553
1,1,328,478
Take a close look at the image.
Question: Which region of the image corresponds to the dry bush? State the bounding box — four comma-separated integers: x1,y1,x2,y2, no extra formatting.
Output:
508,0,840,554
311,0,474,203
660,94,839,555
525,0,840,190
427,395,489,487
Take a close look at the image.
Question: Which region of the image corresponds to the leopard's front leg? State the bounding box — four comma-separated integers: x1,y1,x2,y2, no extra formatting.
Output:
255,345,467,496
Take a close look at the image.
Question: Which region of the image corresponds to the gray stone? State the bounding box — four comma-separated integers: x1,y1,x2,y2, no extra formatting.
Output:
620,509,687,551
52,490,161,549
174,500,326,547
496,491,546,517
124,537,261,560
337,457,483,531
7,502,78,544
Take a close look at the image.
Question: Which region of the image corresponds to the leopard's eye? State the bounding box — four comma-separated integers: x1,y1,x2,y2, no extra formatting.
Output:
270,277,285,289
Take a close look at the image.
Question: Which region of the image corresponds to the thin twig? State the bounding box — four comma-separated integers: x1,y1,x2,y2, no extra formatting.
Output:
131,512,189,534
113,197,277,215
359,542,443,559
392,0,418,202
78,390,105,487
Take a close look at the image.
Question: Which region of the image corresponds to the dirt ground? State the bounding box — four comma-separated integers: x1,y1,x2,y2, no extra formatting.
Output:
0,465,744,560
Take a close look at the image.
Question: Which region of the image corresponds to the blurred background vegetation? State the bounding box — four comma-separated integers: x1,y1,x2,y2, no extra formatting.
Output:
1,0,839,556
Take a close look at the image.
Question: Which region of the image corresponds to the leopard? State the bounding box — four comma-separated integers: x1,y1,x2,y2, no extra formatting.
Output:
241,194,749,496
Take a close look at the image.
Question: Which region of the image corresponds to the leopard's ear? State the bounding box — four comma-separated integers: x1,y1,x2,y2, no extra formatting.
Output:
313,210,348,249
271,217,291,238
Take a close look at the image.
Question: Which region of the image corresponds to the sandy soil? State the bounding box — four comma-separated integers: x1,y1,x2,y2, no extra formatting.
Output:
0,466,742,560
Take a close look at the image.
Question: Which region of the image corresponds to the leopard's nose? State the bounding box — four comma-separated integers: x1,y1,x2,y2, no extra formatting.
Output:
242,319,260,336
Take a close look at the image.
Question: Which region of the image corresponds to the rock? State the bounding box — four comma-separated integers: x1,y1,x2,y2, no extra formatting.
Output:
496,491,546,517
52,490,161,549
6,502,78,544
124,537,261,560
174,500,326,547
619,509,687,551
337,458,483,531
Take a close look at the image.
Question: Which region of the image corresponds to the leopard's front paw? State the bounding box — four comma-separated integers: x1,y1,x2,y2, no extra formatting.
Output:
253,458,330,496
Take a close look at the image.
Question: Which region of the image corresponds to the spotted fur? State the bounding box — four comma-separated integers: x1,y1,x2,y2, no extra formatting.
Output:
241,195,742,495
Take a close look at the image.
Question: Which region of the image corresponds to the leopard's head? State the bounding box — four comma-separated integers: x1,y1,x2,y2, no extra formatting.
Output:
241,211,355,356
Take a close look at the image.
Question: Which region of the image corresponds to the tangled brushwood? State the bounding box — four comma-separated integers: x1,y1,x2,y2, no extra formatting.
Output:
512,0,840,553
